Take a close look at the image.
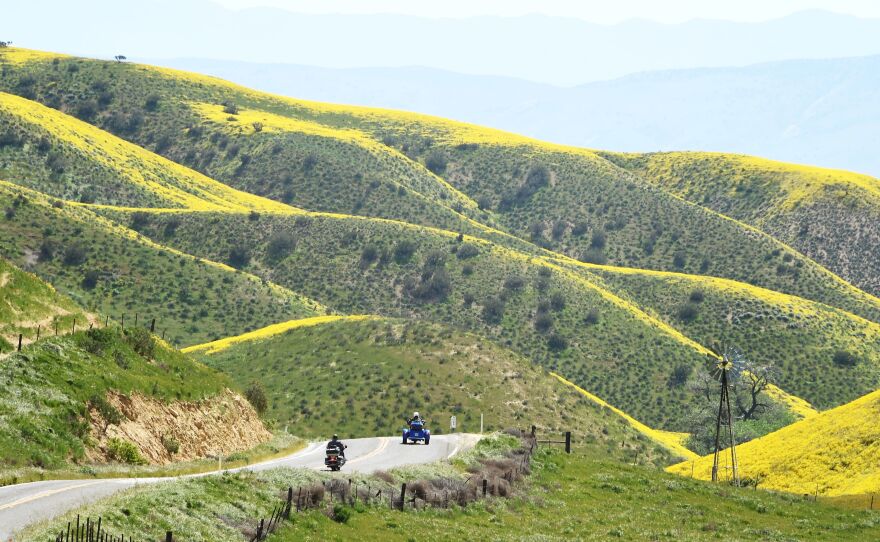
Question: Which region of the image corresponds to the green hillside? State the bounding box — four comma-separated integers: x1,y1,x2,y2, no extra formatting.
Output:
0,257,90,350
0,326,230,477
1,46,879,449
2,47,879,329
189,316,687,463
0,182,321,346
601,151,880,297
121,208,837,431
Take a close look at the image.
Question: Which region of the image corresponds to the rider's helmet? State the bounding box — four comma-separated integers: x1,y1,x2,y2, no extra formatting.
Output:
332,434,338,440
413,411,420,419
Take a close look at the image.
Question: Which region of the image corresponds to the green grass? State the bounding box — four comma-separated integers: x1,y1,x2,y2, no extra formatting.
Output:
0,327,229,477
0,256,89,348
194,317,680,464
22,445,880,541
272,448,880,542
0,183,321,347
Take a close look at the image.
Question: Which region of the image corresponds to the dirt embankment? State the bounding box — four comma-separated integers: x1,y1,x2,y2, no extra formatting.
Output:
87,389,271,464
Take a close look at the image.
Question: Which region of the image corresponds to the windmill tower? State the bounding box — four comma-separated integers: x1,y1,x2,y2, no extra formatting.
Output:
710,348,740,486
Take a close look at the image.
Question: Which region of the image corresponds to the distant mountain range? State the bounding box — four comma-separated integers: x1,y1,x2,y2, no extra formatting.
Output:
7,2,880,85
154,55,880,176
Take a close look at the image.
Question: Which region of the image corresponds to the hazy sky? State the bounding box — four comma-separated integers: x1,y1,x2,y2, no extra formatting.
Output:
212,0,880,23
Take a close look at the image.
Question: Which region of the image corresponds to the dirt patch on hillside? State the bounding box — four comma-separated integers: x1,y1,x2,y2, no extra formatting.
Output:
86,389,271,464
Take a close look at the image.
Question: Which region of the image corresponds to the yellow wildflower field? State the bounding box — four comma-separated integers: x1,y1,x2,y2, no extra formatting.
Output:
668,388,880,496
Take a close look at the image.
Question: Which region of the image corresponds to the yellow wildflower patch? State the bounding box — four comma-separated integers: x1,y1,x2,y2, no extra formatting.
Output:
182,315,374,355
0,47,67,65
0,92,292,213
667,388,880,496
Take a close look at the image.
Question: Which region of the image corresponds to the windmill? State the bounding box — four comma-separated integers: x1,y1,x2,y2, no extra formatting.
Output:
710,346,741,486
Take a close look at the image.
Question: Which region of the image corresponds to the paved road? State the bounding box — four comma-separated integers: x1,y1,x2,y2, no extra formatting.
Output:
0,433,478,540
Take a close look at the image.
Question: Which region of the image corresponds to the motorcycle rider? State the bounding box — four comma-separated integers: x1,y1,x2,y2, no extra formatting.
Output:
406,411,423,427
326,434,347,458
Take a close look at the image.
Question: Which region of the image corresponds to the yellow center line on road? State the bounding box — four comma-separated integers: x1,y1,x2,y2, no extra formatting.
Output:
346,437,390,465
0,481,107,511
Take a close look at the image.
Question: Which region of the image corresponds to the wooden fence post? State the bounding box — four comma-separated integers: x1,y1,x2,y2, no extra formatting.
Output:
871,494,875,510
482,478,488,497
105,315,109,327
565,431,571,454
121,314,125,331
256,518,264,540
36,325,41,340
285,486,293,518
134,313,138,327
55,320,59,336
399,483,407,510
17,334,22,352
166,531,173,542
150,318,156,333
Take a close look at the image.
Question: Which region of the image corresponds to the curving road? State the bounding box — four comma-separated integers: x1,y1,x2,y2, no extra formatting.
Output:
0,433,479,540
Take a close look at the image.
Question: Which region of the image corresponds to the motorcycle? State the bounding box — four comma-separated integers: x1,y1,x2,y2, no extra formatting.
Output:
325,448,347,471
402,419,431,445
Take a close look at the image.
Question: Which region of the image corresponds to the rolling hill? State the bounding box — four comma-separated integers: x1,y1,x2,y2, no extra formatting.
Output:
2,46,879,327
0,182,321,346
603,151,880,297
668,388,880,498
0,46,878,454
188,316,691,463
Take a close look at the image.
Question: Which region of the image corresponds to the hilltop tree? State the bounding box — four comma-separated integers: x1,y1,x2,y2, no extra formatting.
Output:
113,55,127,62
685,358,784,454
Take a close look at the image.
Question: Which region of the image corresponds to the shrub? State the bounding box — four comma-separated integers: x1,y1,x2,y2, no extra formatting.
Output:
668,364,692,387
579,248,607,265
106,438,146,465
832,350,860,367
547,333,568,351
590,230,607,249
266,231,296,260
246,381,269,415
677,302,699,323
252,121,264,133
393,240,417,264
584,309,600,325
302,153,318,171
222,102,239,114
144,94,160,111
360,245,379,266
89,394,123,427
689,289,705,303
534,313,554,333
124,327,156,358
673,251,687,269
550,292,566,312
82,269,99,289
161,434,180,455
129,211,151,231
503,275,525,290
424,150,448,174
456,243,480,260
331,504,353,523
482,296,506,324
62,244,87,266
228,245,251,268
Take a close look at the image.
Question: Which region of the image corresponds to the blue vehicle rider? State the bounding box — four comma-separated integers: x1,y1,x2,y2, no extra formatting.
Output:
407,412,423,427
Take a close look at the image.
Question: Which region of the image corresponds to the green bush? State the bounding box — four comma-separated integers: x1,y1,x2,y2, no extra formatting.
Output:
245,381,269,415
106,438,146,465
